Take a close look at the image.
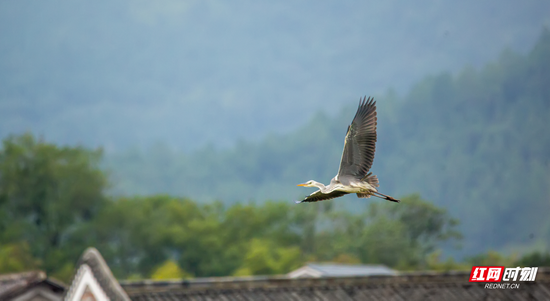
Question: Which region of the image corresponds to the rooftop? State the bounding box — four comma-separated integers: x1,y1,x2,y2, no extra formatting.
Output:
288,263,398,278
120,268,550,301
0,271,65,301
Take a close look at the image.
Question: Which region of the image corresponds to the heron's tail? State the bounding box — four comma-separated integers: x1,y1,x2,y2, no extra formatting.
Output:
356,173,380,199
361,172,379,188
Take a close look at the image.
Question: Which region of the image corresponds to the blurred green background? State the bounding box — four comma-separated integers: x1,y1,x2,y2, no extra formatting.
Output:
1,1,549,281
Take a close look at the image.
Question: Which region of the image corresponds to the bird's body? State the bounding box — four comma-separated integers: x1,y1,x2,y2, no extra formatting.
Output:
297,96,400,204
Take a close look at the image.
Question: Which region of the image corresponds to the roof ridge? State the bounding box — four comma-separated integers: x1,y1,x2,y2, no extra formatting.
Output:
307,263,392,267
0,270,48,300
64,247,130,301
121,267,550,288
0,270,45,282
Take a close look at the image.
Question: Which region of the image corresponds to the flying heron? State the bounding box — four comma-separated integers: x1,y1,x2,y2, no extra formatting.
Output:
296,96,400,204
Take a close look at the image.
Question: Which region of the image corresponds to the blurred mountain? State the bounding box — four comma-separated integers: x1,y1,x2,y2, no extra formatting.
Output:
105,29,550,256
1,1,549,151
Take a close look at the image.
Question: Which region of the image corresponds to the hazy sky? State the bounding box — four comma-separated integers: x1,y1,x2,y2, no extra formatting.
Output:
1,1,549,151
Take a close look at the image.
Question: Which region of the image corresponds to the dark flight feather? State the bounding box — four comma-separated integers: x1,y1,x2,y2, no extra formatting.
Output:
296,190,348,203
337,96,377,180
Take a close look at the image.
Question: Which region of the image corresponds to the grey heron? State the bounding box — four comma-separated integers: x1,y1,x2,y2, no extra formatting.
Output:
296,96,400,204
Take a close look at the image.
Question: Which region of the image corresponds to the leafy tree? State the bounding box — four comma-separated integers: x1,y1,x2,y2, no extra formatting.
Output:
233,238,301,276
151,260,193,280
89,193,461,279
424,250,468,272
91,195,206,278
372,194,462,257
0,134,463,278
466,250,516,267
358,216,413,268
515,251,550,267
0,133,107,278
315,194,461,269
330,253,361,264
0,242,40,273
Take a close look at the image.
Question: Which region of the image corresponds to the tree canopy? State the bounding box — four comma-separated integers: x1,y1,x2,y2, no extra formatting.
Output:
0,134,464,280
0,133,107,280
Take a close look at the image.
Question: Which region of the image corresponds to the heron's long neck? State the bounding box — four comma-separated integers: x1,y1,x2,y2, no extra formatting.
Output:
312,181,329,193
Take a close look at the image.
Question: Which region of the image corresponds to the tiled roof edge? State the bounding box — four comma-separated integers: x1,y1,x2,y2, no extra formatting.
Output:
64,247,130,301
120,267,550,293
0,271,48,299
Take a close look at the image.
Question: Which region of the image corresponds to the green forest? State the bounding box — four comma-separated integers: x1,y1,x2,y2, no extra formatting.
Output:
1,134,549,283
106,29,550,256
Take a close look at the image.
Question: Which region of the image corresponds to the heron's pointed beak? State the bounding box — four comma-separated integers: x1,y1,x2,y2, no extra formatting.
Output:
297,183,307,187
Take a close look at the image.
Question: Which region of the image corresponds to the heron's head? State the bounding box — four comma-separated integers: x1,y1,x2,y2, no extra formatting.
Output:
297,180,316,187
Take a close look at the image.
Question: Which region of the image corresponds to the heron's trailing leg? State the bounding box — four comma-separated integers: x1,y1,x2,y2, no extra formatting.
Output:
372,191,400,203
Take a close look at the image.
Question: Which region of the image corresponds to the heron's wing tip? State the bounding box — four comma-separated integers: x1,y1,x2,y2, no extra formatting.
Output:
294,200,303,204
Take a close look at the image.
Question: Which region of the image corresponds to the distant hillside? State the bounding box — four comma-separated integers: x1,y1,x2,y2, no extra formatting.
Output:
1,1,549,151
105,29,550,256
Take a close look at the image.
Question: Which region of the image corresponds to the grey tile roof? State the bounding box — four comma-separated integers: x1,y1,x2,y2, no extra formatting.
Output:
120,268,550,301
0,271,65,300
64,247,130,301
293,263,398,277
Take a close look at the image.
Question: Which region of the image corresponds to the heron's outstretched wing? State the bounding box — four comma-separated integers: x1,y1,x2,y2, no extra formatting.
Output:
336,96,377,180
296,190,348,203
